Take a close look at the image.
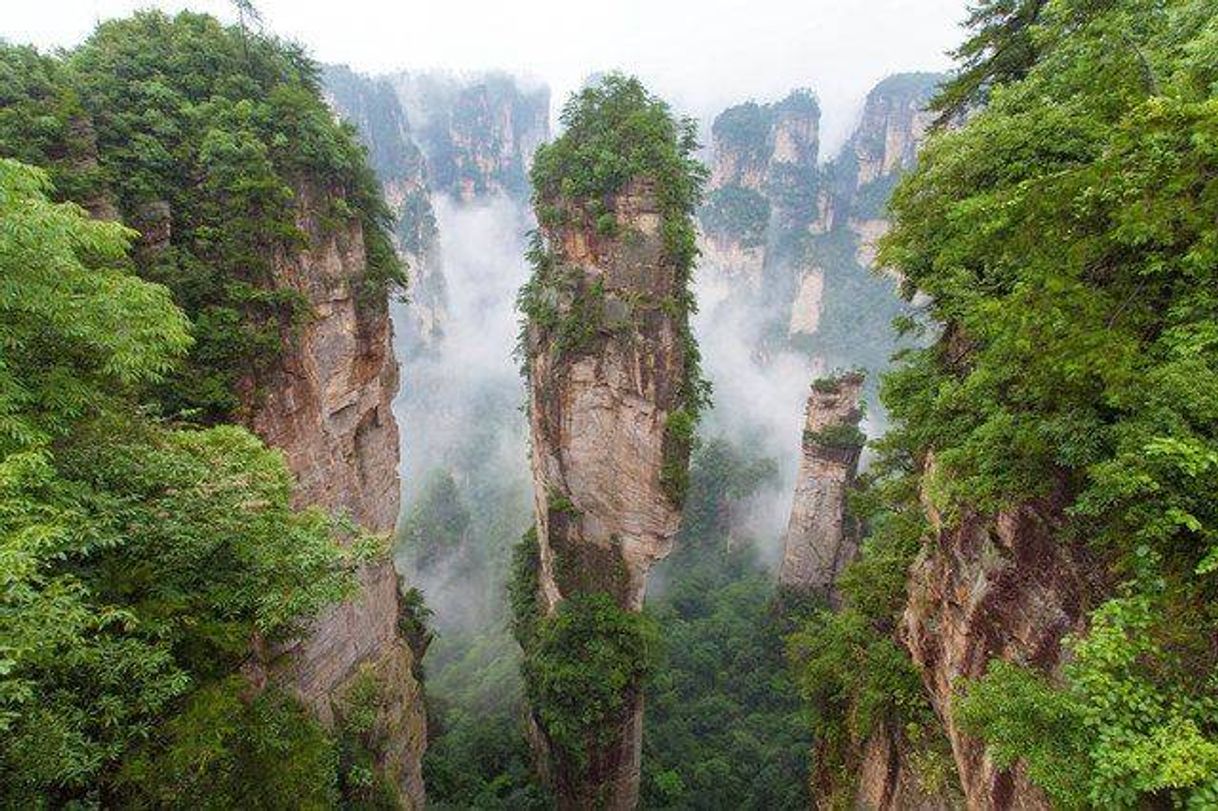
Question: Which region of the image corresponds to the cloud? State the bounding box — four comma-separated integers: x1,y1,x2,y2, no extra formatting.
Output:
6,0,968,152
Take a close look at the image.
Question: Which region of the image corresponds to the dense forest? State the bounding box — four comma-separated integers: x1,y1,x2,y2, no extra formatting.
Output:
0,12,410,807
2,0,1217,807
790,0,1218,806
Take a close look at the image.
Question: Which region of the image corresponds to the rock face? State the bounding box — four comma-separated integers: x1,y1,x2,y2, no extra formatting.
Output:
855,720,955,811
779,373,864,601
699,91,819,289
323,65,446,352
699,74,942,380
896,486,1092,810
245,177,426,808
522,176,692,809
525,178,687,616
390,71,550,203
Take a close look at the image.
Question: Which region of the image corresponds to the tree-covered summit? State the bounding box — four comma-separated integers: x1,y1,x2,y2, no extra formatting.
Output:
0,11,405,423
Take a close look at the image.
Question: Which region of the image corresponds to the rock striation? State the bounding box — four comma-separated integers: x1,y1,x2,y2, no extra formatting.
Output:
895,477,1092,809
779,373,865,602
524,177,690,616
517,79,703,808
243,177,426,809
522,174,691,809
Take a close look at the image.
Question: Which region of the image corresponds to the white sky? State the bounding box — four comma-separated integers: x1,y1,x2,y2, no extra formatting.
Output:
2,0,968,153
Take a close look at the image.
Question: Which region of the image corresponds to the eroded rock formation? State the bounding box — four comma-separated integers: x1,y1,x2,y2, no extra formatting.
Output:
522,177,689,808
390,72,550,203
779,373,864,601
324,65,446,351
518,80,702,804
897,485,1092,809
525,177,689,617
699,74,942,377
245,178,426,808
699,90,820,289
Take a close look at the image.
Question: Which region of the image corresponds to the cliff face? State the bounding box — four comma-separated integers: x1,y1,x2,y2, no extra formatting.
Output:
896,483,1091,810
830,73,941,268
700,91,820,288
323,65,446,352
526,178,687,616
699,75,941,384
779,373,864,602
522,163,695,808
245,178,426,808
390,72,550,203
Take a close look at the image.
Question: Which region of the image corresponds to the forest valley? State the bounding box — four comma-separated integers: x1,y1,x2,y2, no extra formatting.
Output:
1,0,1217,809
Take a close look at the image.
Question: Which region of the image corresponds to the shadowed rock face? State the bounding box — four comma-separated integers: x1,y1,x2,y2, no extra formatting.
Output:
243,177,426,809
523,178,691,809
779,373,864,601
897,483,1092,811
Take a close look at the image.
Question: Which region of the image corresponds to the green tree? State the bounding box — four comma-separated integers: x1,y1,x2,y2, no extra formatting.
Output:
869,0,1218,804
0,157,364,804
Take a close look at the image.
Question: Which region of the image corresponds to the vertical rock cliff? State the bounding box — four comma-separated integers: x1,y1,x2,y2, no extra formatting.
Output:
235,178,425,806
779,373,865,602
525,175,689,616
828,73,941,268
699,74,942,382
700,90,820,289
390,72,550,202
324,64,446,351
893,480,1092,809
516,76,705,810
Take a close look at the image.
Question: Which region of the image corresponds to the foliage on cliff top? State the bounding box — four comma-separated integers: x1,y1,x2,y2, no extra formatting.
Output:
0,12,405,423
874,0,1218,803
532,75,703,231
0,158,369,803
521,74,711,438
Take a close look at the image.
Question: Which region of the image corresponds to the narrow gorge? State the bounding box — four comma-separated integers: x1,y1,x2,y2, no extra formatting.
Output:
5,1,1215,808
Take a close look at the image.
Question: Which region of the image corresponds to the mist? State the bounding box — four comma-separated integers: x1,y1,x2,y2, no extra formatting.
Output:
391,194,534,633
8,0,968,155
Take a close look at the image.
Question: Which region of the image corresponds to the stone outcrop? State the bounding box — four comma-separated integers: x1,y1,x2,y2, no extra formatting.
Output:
698,75,941,378
896,481,1093,810
522,175,693,808
844,73,939,190
855,720,956,811
390,71,550,203
848,449,1096,810
244,177,425,808
700,91,820,288
525,177,688,615
779,373,864,601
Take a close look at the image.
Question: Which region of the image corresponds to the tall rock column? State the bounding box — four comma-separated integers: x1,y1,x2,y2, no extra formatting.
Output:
779,372,865,602
246,177,426,809
515,76,706,810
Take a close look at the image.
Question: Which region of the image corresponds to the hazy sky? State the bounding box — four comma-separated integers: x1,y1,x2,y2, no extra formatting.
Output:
3,0,969,152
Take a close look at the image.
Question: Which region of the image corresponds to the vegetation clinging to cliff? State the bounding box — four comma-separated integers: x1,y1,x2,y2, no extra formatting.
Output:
0,158,371,804
521,75,712,507
868,0,1218,803
524,594,659,782
0,12,406,423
